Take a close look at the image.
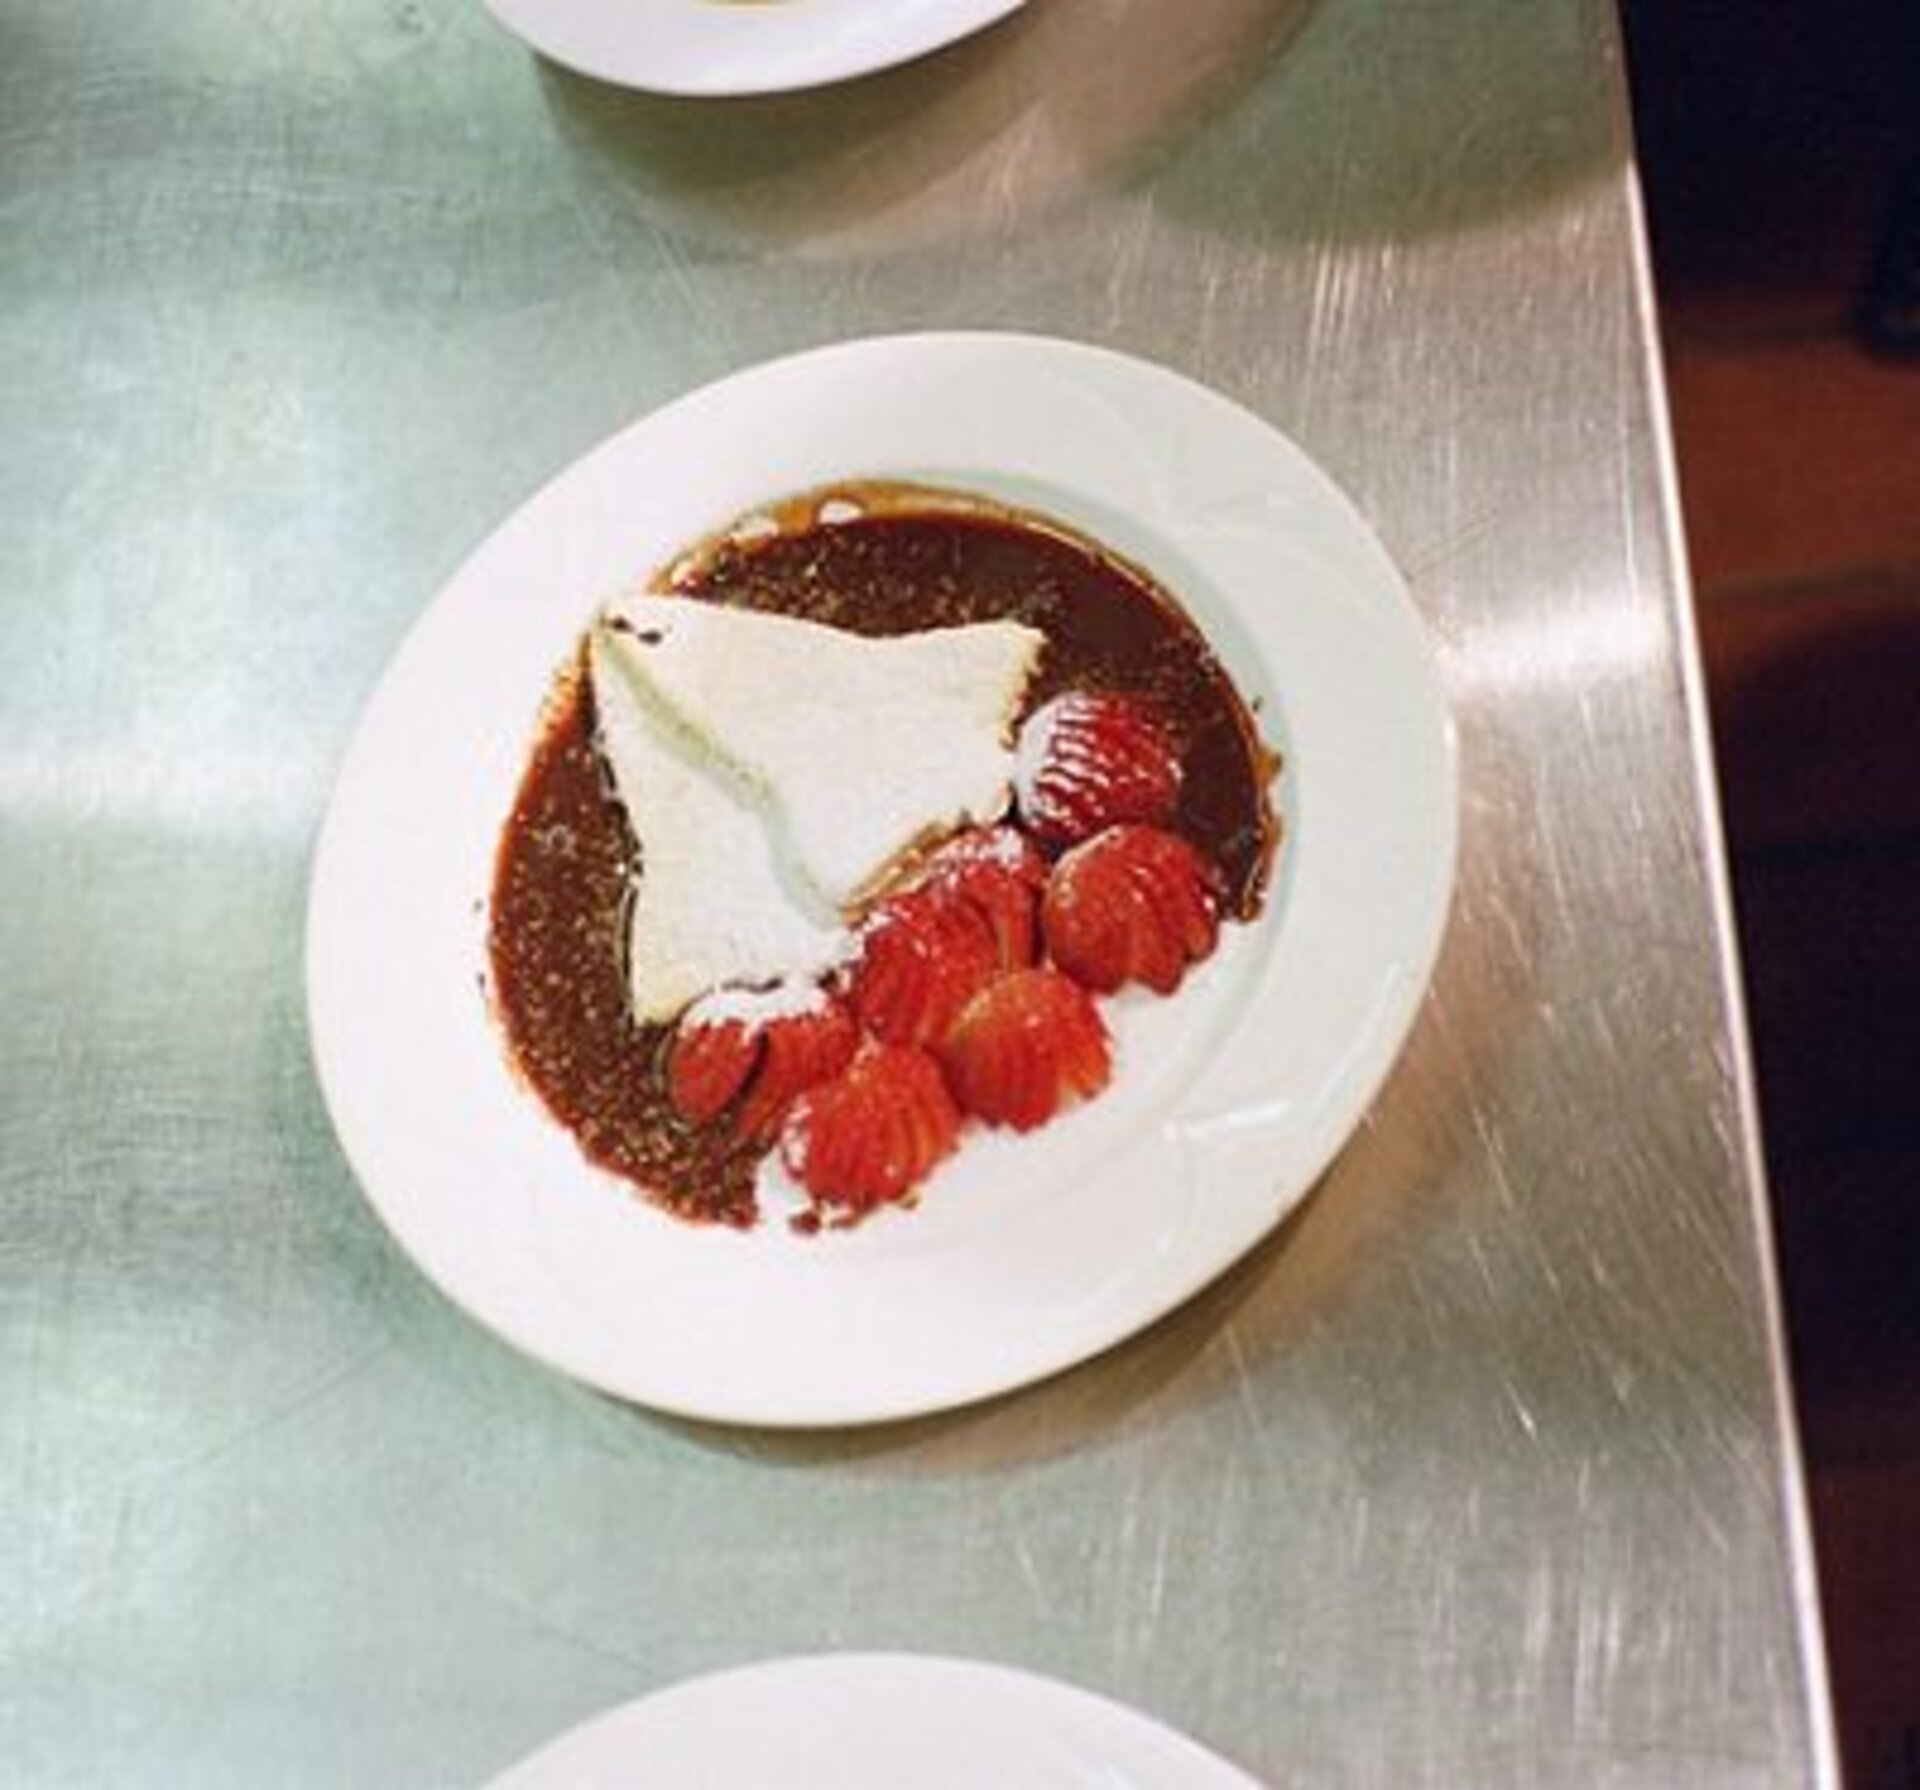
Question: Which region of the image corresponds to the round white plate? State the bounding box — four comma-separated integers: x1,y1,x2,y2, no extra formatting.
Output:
489,1654,1261,1787
483,0,1029,97
306,331,1456,1428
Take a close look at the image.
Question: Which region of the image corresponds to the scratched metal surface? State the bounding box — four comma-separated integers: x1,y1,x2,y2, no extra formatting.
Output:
0,1,1836,1784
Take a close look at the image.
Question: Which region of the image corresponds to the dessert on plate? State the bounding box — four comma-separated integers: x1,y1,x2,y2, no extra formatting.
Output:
487,482,1280,1231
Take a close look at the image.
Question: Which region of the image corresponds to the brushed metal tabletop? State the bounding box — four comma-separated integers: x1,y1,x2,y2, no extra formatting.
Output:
1,1,1836,1784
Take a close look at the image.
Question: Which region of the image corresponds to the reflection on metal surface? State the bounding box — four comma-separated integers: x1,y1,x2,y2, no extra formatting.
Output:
1447,600,1667,698
0,0,1834,1783
0,745,324,838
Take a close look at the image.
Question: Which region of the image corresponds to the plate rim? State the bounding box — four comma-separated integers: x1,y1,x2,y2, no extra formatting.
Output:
486,1649,1264,1786
482,0,1031,98
305,328,1459,1428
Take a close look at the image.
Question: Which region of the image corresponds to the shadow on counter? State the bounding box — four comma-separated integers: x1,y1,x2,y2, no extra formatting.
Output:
531,0,1315,259
529,0,1618,264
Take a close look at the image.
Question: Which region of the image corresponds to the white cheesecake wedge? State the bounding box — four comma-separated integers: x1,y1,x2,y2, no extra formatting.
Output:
597,592,1043,909
587,631,848,1025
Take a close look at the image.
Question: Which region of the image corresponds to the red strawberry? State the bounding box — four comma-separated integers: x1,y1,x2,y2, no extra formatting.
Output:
907,826,1047,968
844,885,1002,1047
665,1017,761,1126
666,992,858,1138
1043,824,1222,996
735,1001,860,1142
1013,691,1182,848
780,1044,962,1212
937,968,1112,1132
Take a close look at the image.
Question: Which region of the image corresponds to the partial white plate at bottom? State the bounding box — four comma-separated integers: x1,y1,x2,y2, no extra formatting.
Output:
488,1654,1262,1787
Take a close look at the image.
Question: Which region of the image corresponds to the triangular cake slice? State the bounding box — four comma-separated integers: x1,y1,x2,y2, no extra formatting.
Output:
588,632,847,1024
599,592,1044,908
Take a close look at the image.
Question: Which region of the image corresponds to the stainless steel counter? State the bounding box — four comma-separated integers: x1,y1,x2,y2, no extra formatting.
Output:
0,1,1837,1783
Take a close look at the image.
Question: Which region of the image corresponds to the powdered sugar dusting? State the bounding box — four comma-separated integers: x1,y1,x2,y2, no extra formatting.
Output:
1012,696,1061,818
968,825,1033,869
685,976,842,1029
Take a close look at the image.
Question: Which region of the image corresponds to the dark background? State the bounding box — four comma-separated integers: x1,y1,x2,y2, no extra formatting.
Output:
1621,2,1920,1782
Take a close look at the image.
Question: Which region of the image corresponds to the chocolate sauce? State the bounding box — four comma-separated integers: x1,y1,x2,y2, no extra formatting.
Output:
487,488,1280,1226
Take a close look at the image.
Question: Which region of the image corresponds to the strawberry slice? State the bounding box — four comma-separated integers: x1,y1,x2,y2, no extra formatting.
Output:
1042,824,1223,996
1013,691,1182,849
844,885,1002,1047
937,968,1112,1132
780,1044,962,1213
666,991,858,1138
665,1016,761,1126
735,1001,860,1142
905,826,1047,969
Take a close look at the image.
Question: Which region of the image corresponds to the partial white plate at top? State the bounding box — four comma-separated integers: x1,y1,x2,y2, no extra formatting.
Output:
488,1654,1261,1787
483,0,1029,96
305,331,1457,1429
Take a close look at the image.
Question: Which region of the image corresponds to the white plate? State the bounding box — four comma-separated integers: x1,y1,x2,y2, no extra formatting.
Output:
483,0,1029,97
488,1654,1261,1787
306,332,1456,1428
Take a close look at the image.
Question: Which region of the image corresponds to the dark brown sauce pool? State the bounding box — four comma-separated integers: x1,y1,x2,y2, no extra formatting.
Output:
488,485,1280,1227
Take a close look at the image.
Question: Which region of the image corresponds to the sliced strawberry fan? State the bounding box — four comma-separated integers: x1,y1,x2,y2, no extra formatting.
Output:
1013,690,1183,848
898,825,1047,969
844,884,1004,1047
1043,823,1222,996
662,686,1234,1224
937,967,1112,1132
780,1043,962,1214
665,997,859,1141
